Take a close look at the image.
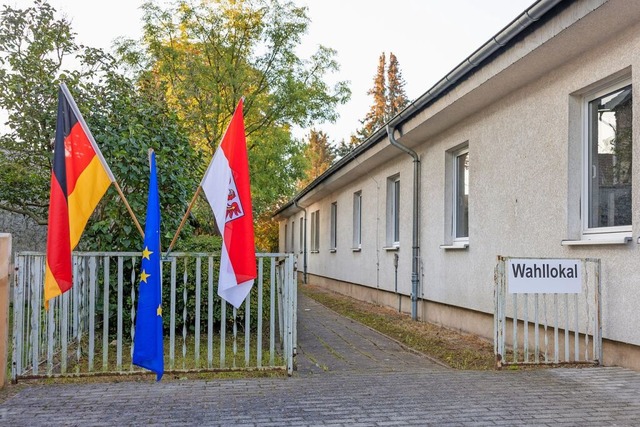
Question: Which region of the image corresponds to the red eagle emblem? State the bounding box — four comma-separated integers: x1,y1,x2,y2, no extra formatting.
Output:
226,188,243,220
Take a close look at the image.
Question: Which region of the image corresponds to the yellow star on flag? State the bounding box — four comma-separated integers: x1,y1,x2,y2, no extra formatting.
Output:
157,305,162,316
142,246,153,260
140,269,151,283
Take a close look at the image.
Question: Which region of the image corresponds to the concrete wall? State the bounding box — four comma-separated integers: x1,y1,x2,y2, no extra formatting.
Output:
279,0,640,369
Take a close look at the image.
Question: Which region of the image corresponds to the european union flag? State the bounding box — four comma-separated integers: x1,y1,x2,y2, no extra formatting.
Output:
133,150,164,381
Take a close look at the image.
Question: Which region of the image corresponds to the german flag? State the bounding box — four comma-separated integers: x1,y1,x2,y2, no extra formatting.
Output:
44,84,114,307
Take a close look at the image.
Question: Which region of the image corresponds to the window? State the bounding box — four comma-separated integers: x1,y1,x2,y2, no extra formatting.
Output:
441,143,469,249
386,175,400,246
299,216,304,253
454,148,469,240
310,210,320,252
584,79,632,235
353,191,362,249
330,202,337,251
291,221,295,253
284,224,288,252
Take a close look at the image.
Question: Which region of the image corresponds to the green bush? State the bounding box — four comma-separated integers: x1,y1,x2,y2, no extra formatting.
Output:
92,235,275,340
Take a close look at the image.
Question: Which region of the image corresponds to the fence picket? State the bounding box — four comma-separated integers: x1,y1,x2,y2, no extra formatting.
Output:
11,251,296,380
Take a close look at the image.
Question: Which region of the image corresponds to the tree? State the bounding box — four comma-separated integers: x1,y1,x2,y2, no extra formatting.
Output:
117,0,351,217
387,52,409,118
0,0,201,251
357,52,387,141
354,51,409,144
0,0,79,224
81,74,201,251
334,134,361,158
299,129,335,188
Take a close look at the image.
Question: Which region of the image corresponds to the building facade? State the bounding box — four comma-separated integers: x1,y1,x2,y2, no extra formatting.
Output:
275,0,640,369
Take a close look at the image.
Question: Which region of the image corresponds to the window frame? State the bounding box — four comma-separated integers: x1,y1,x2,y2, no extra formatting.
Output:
581,77,632,238
353,191,362,249
453,147,469,242
284,223,288,252
330,202,337,251
310,210,320,252
386,175,400,247
299,215,304,254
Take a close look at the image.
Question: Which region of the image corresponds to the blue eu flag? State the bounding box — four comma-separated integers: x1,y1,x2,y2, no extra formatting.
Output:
133,150,164,381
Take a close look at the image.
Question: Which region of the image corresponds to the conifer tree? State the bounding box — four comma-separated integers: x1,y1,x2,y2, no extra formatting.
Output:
335,134,361,158
358,52,387,140
386,52,409,119
354,52,409,144
299,129,336,188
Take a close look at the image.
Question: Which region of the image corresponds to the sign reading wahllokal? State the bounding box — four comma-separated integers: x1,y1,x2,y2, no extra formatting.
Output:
507,258,581,294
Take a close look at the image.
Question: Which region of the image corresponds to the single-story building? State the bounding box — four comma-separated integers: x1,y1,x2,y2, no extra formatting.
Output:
274,0,640,370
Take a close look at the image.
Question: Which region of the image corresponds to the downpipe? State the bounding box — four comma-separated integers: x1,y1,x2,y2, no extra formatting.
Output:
386,124,420,321
394,253,401,313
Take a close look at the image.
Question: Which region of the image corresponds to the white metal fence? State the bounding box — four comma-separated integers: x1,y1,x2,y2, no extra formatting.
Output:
494,256,601,367
11,251,297,381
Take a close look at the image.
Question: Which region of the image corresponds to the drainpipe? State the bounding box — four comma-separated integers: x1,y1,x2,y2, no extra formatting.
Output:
293,199,307,284
386,124,420,321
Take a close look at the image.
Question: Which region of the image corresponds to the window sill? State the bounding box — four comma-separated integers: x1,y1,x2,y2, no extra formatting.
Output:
351,247,361,252
310,250,319,254
440,242,469,250
383,246,399,252
329,249,337,253
561,235,632,246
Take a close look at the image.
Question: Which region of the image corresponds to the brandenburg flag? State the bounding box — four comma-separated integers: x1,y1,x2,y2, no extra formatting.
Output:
201,99,256,308
44,83,114,308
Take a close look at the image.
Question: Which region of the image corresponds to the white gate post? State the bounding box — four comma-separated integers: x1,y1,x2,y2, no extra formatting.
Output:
0,233,12,387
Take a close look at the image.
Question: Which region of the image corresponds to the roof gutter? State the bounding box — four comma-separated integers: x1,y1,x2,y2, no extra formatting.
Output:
385,0,562,132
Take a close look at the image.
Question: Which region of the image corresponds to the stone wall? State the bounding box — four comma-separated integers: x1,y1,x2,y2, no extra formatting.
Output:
0,211,46,257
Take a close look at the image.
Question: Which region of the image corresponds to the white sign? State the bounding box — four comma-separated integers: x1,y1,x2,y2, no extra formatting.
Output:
507,258,581,294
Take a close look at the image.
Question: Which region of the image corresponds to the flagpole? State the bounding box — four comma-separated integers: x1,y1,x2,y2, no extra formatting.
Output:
166,98,245,256
113,182,145,238
166,186,201,256
59,82,144,238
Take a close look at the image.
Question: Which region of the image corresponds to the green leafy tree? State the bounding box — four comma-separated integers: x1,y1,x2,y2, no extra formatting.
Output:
0,0,201,251
0,0,79,224
116,0,350,220
81,75,202,251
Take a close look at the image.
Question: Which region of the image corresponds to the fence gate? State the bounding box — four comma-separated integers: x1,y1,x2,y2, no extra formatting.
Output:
12,251,297,381
494,256,601,367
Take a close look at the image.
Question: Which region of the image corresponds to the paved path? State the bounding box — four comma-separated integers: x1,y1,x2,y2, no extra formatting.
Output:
2,293,640,426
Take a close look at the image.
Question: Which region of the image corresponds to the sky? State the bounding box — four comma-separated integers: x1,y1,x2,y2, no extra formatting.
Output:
5,0,534,144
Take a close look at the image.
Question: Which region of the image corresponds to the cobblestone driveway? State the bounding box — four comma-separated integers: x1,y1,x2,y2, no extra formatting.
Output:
2,293,640,426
